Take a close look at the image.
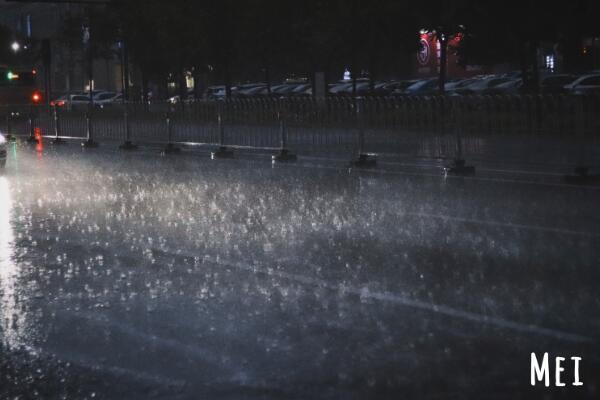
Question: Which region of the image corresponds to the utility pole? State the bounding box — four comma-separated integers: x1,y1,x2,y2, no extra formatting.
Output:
438,29,448,94
120,37,129,101
82,21,92,103
351,0,358,98
41,38,52,107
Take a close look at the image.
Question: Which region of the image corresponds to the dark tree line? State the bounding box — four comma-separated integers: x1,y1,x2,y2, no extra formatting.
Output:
56,0,599,97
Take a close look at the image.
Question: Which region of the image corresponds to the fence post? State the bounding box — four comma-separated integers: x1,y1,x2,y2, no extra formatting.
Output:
444,96,476,176
351,96,376,168
5,113,14,141
26,107,38,144
162,109,180,154
564,95,600,183
272,103,297,162
82,106,99,148
51,106,66,145
120,103,138,150
211,102,234,159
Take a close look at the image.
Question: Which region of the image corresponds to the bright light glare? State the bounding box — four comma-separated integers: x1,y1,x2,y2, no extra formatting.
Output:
0,177,22,350
343,68,351,81
11,41,20,52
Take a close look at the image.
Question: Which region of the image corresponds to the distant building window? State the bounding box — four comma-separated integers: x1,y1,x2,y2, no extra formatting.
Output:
545,54,555,72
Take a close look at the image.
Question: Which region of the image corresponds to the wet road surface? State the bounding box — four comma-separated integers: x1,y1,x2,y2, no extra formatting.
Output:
0,142,599,399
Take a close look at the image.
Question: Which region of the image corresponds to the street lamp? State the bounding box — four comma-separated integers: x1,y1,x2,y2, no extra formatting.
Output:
11,41,20,52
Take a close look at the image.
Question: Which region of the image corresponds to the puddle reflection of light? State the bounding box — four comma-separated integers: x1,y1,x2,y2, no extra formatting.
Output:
0,176,24,349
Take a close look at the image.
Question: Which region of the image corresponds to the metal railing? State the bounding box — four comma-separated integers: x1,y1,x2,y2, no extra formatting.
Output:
1,94,599,168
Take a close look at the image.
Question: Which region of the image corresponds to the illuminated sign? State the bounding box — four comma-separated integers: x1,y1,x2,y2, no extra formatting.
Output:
418,38,431,66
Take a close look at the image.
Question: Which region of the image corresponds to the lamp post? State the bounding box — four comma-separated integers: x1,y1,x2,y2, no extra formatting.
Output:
81,21,98,148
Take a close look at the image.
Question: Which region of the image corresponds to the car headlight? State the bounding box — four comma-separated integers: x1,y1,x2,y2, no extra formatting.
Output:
0,134,6,147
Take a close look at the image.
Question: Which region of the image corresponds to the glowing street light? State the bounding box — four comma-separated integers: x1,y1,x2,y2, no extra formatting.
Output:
10,41,20,52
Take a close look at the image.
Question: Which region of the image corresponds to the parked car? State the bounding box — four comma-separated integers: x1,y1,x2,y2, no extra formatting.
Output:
502,71,523,79
290,85,313,97
270,84,298,96
540,74,577,93
564,74,600,95
50,93,94,110
369,81,392,95
458,76,513,94
488,78,523,95
329,82,353,96
444,78,479,95
328,78,371,96
403,78,439,96
388,80,419,95
338,81,372,96
291,83,312,96
488,74,578,95
205,85,222,100
235,83,267,97
94,91,124,107
93,91,116,100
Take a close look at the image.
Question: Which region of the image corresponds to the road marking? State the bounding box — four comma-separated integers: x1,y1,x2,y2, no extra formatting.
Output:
198,256,592,344
404,212,600,238
12,346,187,389
62,310,238,374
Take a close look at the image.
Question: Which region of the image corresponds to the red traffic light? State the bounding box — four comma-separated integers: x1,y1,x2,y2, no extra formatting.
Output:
32,91,42,103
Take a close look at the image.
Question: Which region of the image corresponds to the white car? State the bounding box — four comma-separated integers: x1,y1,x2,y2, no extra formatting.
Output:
50,93,93,110
0,133,7,169
94,91,124,107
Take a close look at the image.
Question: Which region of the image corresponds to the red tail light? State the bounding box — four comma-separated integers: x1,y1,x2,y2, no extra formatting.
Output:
32,91,42,103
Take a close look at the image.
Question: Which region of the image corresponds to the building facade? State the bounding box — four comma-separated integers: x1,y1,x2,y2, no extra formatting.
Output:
0,0,122,98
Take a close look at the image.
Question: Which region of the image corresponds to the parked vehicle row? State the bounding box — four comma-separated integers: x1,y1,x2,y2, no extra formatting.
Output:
50,91,124,110
48,72,600,107
203,72,600,99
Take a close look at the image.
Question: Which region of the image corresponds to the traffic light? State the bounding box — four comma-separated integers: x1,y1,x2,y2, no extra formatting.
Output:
6,71,18,81
32,91,42,103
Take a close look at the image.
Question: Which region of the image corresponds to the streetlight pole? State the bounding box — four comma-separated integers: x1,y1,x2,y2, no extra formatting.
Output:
120,37,129,102
81,18,98,148
438,29,448,95
41,38,52,107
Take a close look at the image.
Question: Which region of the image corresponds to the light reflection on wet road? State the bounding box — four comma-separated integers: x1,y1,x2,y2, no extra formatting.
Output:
0,176,22,350
0,142,598,399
